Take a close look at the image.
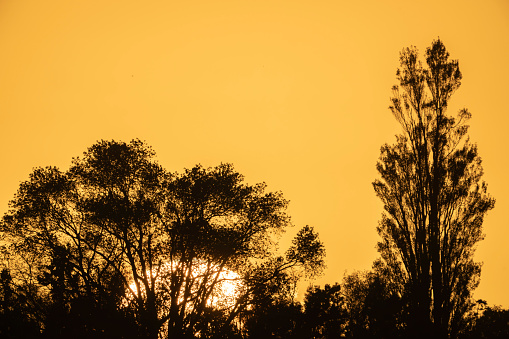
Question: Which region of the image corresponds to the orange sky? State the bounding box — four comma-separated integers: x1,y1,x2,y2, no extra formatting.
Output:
1,0,508,306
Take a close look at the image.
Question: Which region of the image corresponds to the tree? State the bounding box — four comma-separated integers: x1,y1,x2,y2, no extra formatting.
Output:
373,39,495,338
302,283,346,339
0,139,325,339
461,302,509,339
341,262,406,338
243,277,303,339
0,268,42,339
242,256,310,339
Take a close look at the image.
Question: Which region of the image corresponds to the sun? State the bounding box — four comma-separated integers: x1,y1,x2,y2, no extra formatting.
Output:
206,267,243,309
125,260,243,310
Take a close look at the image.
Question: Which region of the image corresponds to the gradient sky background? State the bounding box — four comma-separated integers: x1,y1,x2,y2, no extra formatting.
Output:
1,0,508,306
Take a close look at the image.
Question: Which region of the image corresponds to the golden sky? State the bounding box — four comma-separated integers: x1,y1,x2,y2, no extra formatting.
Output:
1,0,508,306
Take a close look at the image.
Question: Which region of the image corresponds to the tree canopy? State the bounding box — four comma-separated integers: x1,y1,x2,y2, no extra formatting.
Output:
0,139,325,339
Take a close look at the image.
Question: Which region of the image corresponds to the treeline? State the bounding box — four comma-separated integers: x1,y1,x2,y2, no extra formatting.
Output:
1,254,508,338
1,39,506,338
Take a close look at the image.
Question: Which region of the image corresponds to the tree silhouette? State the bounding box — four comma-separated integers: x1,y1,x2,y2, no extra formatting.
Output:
373,39,495,338
302,283,346,338
0,268,42,339
242,261,303,339
341,262,406,338
0,139,325,338
460,302,509,339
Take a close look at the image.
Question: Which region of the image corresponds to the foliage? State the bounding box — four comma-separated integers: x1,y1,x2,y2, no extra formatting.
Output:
244,299,303,339
245,282,346,339
0,268,42,339
341,262,406,338
373,39,495,337
302,283,346,338
0,139,325,339
461,302,509,339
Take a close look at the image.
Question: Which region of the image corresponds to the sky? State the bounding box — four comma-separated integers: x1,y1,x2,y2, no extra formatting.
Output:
1,0,508,306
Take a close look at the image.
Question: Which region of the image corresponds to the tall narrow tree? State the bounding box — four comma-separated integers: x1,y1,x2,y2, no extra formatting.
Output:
373,39,495,338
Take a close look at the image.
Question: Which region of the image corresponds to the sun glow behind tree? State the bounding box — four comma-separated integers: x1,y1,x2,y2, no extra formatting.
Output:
125,260,244,313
